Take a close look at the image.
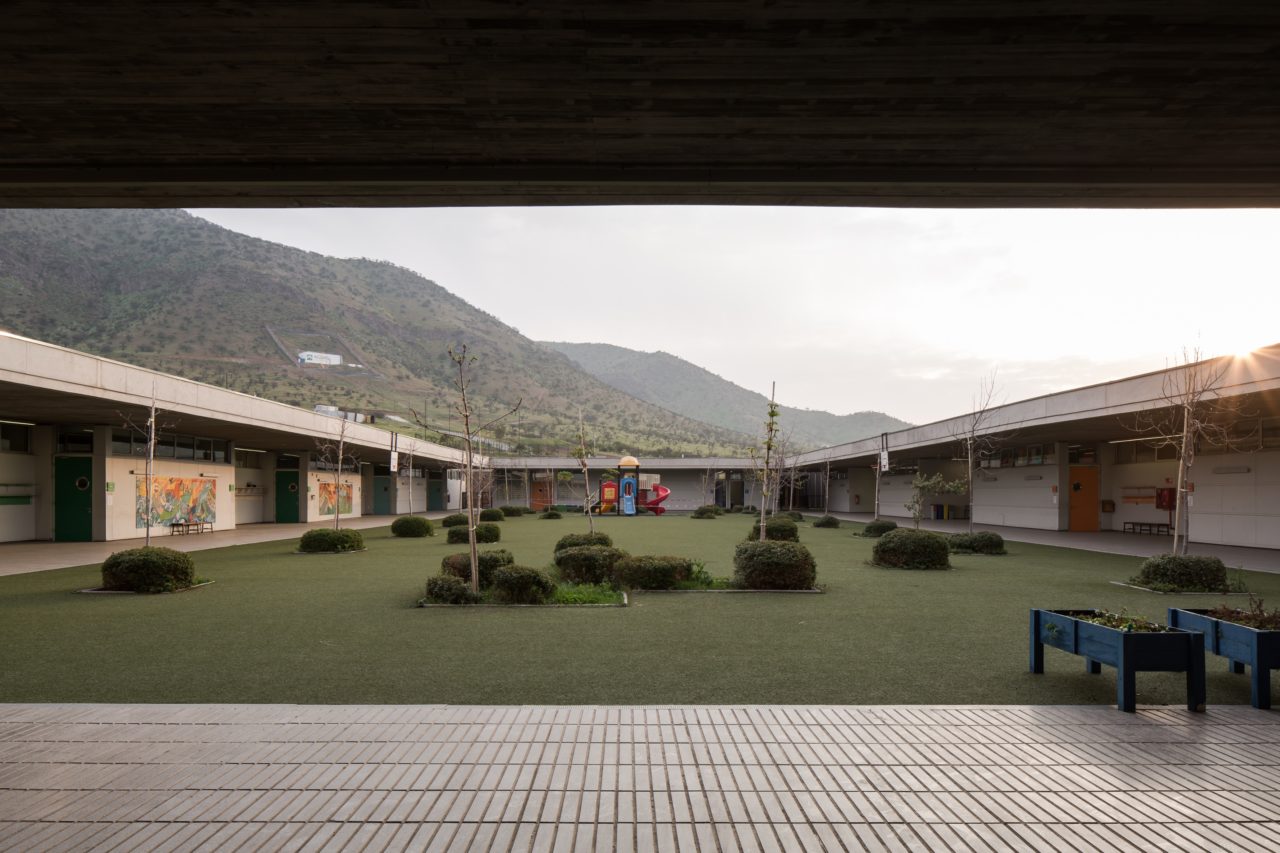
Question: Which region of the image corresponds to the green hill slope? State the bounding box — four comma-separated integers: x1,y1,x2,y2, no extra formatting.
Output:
543,341,911,449
0,209,751,456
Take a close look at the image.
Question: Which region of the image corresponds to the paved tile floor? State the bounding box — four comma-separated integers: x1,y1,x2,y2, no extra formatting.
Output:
1,704,1278,851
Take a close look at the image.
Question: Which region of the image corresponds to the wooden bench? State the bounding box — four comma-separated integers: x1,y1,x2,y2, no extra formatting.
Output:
169,520,213,535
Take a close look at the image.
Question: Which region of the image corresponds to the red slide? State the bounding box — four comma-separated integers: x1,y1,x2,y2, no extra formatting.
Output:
644,484,671,515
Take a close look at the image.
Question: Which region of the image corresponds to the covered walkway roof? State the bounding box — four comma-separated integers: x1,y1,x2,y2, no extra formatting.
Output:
5,3,1280,208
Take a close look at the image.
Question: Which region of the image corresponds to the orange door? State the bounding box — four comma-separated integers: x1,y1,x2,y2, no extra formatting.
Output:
1068,466,1100,532
531,481,552,511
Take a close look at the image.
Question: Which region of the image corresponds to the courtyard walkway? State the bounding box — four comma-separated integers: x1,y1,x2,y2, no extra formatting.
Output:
1,703,1277,851
0,514,448,577
833,512,1280,575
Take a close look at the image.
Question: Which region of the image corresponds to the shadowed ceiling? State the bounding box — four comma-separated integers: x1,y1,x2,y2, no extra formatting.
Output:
4,2,1280,207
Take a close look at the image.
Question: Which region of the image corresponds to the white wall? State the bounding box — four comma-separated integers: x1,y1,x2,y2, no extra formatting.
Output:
1185,449,1280,549
234,464,267,524
305,469,363,523
0,452,37,542
1104,457,1177,532
393,474,428,514
105,457,236,541
972,463,1062,529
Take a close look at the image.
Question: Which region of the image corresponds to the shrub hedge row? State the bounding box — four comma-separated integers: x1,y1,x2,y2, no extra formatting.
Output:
948,531,1005,554
440,513,468,528
440,549,515,587
812,515,840,528
612,555,693,589
861,520,898,538
554,545,629,585
492,565,557,604
744,516,799,542
554,531,613,552
424,575,482,605
446,523,501,544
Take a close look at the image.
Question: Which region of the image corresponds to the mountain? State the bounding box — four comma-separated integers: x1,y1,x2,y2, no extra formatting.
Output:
0,209,752,456
542,342,911,449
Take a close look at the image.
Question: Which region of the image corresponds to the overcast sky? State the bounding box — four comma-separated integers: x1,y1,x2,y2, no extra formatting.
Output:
190,207,1280,425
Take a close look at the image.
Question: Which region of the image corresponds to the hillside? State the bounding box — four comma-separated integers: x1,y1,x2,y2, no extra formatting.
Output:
0,209,751,456
542,342,911,450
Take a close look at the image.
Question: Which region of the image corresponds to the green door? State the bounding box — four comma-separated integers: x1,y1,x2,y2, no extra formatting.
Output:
54,456,94,542
275,470,300,523
373,475,392,515
428,478,445,511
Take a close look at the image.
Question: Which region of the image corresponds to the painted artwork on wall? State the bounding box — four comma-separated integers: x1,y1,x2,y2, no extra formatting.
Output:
135,476,217,528
318,481,354,516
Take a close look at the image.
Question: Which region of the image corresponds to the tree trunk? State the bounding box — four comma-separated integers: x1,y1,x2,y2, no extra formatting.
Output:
1172,406,1191,556
967,439,975,535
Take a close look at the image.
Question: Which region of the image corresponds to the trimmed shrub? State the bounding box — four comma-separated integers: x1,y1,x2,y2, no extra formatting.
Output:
691,505,719,519
540,510,563,519
555,545,629,585
554,531,613,552
613,555,693,589
479,508,505,522
812,515,840,529
1132,554,1228,593
872,528,950,570
727,505,743,513
299,528,365,553
492,565,556,604
741,505,757,514
447,523,501,544
732,541,817,590
773,510,804,522
499,505,526,517
391,515,434,538
441,513,468,527
101,546,196,593
861,519,898,538
744,516,800,542
424,575,481,605
949,531,1006,555
440,549,515,588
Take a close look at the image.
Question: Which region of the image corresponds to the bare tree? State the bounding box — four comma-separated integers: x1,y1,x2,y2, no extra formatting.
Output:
314,416,360,530
951,373,1009,534
1130,347,1256,555
823,459,831,515
572,412,597,534
440,345,521,593
751,383,781,541
118,383,176,546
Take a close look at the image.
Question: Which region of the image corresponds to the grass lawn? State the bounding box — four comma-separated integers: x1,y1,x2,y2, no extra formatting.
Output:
1,515,1276,706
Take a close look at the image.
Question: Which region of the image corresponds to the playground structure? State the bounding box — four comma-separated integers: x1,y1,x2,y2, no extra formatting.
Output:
596,455,670,516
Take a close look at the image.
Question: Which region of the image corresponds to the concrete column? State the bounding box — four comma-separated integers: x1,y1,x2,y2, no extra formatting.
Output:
1055,442,1071,530
92,425,111,541
32,425,54,540
261,452,278,523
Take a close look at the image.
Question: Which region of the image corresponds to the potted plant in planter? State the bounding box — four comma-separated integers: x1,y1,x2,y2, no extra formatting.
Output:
1029,608,1206,713
1167,597,1280,710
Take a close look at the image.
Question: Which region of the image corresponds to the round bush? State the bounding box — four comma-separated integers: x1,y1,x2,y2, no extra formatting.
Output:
446,523,501,544
554,531,613,552
540,510,562,519
872,528,950,570
812,515,840,529
732,541,817,590
744,516,799,542
441,513,468,527
949,531,1005,555
498,505,526,517
299,528,365,553
423,575,481,605
554,545,629,585
773,510,804,522
862,519,898,538
492,565,556,604
101,546,196,593
740,505,758,514
612,555,693,590
391,515,434,538
727,505,743,513
691,505,719,519
440,549,515,588
479,508,505,522
1133,554,1228,592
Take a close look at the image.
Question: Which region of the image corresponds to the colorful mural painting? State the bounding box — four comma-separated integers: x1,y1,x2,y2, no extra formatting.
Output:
318,481,354,516
135,476,217,528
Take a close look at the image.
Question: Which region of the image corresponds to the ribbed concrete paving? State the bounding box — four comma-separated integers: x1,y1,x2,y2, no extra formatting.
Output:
2,705,1279,851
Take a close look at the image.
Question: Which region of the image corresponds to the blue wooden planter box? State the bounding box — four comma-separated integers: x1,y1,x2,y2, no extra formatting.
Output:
1029,609,1206,713
1168,608,1279,710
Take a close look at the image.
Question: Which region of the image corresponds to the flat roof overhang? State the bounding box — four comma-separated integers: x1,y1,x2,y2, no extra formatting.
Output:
6,3,1280,209
0,334,466,466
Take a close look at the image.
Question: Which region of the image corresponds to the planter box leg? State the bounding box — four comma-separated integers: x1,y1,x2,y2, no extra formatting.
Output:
1252,666,1272,710
1230,660,1245,674
1117,636,1136,713
1187,632,1206,712
1085,659,1101,675
1029,610,1044,674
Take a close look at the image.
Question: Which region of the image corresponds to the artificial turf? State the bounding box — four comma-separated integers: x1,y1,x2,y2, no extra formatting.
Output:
1,515,1276,706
